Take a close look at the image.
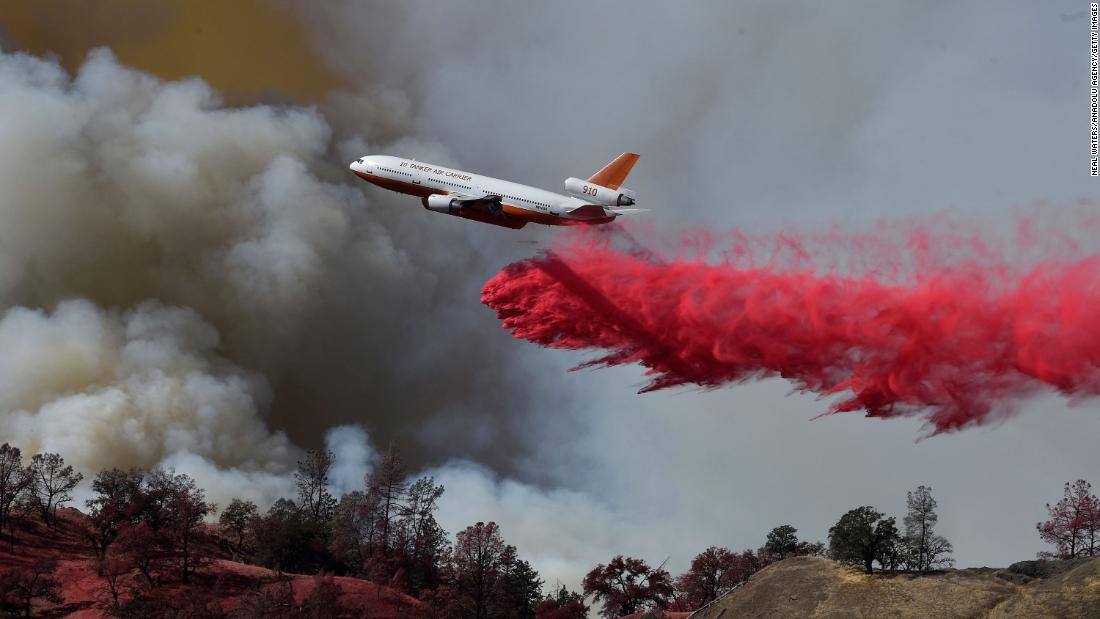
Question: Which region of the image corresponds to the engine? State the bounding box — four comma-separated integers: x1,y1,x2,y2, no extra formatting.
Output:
563,177,636,206
424,193,461,213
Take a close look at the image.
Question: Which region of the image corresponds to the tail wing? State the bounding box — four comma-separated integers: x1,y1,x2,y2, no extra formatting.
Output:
587,152,639,190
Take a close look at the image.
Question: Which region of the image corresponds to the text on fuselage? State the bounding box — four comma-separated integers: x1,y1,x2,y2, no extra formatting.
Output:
400,161,472,181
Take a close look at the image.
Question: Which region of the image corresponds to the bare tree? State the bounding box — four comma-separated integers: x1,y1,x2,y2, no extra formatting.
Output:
27,452,83,528
367,445,407,556
0,444,30,552
295,449,337,525
903,486,953,572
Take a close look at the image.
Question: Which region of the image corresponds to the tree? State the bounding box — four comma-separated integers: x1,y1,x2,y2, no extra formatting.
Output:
219,498,258,552
160,472,213,583
583,555,673,618
396,476,449,595
100,548,132,609
301,573,348,619
535,585,587,619
252,498,329,574
296,449,338,527
26,452,83,528
84,468,145,576
764,525,800,560
0,444,30,552
450,521,508,619
330,490,378,574
86,468,214,585
673,546,742,609
758,525,825,564
902,486,953,571
1037,479,1100,559
366,446,408,562
828,506,901,574
495,545,543,619
114,521,162,586
237,576,296,619
874,525,904,572
0,559,63,617
330,469,449,595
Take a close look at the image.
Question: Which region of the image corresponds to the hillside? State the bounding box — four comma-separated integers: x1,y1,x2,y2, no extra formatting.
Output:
689,556,1100,619
0,508,421,617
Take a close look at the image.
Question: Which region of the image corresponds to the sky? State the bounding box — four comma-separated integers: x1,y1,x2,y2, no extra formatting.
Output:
0,0,1097,594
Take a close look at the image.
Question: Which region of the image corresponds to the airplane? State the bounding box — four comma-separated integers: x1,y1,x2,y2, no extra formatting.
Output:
348,152,645,229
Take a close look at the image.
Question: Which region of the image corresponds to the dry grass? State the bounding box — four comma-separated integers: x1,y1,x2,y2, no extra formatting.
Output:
690,556,1100,619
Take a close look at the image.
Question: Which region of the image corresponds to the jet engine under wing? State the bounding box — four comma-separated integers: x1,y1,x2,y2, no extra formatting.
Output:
426,192,504,216
460,193,504,216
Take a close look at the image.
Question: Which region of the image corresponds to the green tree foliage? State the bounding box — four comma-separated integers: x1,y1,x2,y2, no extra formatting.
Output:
903,485,953,571
764,525,800,559
828,506,901,574
219,498,259,553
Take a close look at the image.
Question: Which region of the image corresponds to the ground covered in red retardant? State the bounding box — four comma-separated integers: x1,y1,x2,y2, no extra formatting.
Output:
481,217,1100,434
0,509,421,618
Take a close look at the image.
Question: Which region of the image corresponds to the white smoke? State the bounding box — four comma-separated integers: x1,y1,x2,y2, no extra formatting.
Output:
7,2,1096,599
325,424,377,496
0,46,561,517
0,300,297,502
0,47,372,505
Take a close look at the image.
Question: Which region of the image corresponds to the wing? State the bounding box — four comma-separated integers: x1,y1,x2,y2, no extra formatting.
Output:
564,203,610,220
451,192,504,216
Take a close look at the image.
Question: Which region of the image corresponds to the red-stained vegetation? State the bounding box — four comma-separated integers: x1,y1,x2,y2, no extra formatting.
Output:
0,437,1096,618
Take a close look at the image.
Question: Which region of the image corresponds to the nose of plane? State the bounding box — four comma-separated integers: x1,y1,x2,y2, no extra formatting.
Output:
349,157,378,175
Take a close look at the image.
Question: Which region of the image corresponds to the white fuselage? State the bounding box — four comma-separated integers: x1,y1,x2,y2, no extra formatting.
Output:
349,155,627,229
354,156,585,212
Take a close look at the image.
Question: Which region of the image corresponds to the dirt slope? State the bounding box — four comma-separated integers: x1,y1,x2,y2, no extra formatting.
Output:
689,556,1100,619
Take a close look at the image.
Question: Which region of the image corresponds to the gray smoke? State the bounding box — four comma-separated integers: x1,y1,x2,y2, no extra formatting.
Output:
293,0,1100,592
1,0,1097,600
0,46,565,511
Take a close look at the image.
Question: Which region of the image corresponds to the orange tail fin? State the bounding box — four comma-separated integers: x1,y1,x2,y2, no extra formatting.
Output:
587,152,639,190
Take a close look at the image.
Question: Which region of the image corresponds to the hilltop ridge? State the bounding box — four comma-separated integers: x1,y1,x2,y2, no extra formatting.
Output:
688,555,1100,619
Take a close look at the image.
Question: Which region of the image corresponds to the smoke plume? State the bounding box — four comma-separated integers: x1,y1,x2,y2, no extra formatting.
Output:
0,45,556,507
483,221,1100,434
2,0,1095,589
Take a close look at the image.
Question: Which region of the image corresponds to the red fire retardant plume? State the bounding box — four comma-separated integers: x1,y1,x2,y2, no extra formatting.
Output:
480,229,1100,433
